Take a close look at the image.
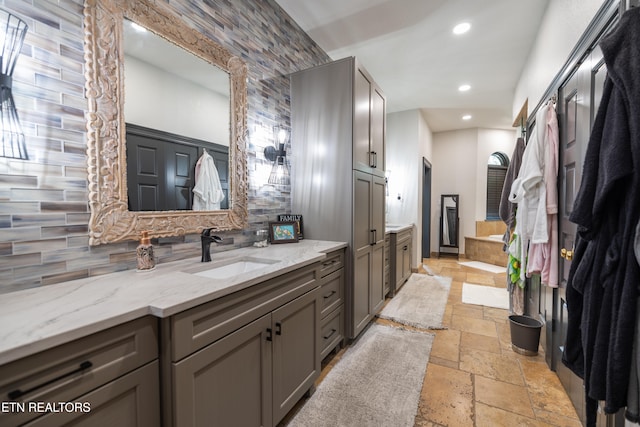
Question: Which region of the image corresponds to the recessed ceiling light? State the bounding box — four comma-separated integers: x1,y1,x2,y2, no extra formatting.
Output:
453,22,471,35
462,115,472,120
458,84,471,92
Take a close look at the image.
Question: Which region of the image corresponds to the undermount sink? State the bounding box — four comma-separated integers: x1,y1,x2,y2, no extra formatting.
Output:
188,256,278,280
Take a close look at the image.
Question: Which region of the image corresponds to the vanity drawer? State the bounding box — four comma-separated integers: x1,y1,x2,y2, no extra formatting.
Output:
319,249,344,278
0,316,158,427
320,306,344,360
397,229,411,246
320,268,343,318
171,262,318,361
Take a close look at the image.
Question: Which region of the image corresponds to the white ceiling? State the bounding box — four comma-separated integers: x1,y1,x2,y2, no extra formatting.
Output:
275,0,550,132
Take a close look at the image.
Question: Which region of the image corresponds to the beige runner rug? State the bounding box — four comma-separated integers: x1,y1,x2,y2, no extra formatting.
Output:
377,273,451,329
287,323,433,427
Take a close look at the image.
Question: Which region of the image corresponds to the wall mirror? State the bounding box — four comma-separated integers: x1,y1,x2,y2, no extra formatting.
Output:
439,194,459,257
84,0,248,245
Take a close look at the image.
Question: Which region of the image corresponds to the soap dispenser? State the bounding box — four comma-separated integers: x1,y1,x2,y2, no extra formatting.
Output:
136,231,156,271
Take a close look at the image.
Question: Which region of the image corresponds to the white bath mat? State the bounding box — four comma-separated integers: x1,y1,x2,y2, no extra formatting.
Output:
458,261,505,274
462,282,509,309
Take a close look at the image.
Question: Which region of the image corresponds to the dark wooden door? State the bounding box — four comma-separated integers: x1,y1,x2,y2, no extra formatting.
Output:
127,136,163,211
555,45,606,425
211,151,229,209
127,131,198,211
165,143,198,210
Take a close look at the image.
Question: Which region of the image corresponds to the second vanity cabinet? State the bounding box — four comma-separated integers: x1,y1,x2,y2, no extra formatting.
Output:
388,228,413,296
164,261,322,427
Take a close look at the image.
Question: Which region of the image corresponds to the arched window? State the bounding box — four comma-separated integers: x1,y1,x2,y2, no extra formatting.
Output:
486,152,509,220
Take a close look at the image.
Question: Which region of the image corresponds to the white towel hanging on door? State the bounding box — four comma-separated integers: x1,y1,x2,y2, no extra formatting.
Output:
193,149,225,210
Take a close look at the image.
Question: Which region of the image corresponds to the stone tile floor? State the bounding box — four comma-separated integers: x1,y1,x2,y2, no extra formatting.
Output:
284,257,582,426
413,257,581,426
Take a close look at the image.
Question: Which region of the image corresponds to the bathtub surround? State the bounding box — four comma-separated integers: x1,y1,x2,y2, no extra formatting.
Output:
464,236,508,267
0,0,330,294
458,261,506,274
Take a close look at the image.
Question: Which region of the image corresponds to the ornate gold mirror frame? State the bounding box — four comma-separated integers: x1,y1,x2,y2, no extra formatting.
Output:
83,0,248,245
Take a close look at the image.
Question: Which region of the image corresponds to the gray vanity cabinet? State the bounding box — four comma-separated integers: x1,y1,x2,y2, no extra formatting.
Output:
353,65,386,176
318,249,345,359
353,171,386,334
0,317,159,427
389,229,413,296
291,57,386,340
384,234,391,296
173,314,272,427
167,262,322,427
271,288,320,423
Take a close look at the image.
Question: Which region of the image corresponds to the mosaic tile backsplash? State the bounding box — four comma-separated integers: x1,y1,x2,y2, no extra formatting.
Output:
0,0,330,294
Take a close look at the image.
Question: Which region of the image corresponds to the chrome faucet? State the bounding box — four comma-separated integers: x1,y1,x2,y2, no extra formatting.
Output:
201,228,222,262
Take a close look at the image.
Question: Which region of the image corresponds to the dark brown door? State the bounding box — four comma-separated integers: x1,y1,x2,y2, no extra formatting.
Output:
165,143,198,210
127,137,163,211
127,132,198,211
555,45,606,425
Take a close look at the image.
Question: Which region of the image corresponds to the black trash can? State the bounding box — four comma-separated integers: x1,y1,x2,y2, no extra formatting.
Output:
509,315,543,356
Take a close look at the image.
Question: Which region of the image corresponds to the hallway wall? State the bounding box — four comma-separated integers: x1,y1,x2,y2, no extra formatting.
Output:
431,128,516,255
386,109,433,267
513,0,607,118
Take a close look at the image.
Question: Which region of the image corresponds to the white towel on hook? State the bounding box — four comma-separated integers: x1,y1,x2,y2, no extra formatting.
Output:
193,149,225,210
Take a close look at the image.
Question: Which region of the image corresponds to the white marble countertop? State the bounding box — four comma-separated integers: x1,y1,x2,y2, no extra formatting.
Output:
385,223,413,234
0,239,347,365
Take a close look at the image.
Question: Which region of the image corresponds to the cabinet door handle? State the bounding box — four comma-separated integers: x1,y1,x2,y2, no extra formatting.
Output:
322,259,338,267
371,229,377,245
403,245,408,251
323,328,337,340
324,290,336,299
8,361,93,400
275,322,282,336
266,328,273,341
369,151,375,168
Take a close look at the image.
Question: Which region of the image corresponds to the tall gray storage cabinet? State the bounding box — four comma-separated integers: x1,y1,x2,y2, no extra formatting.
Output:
291,57,386,339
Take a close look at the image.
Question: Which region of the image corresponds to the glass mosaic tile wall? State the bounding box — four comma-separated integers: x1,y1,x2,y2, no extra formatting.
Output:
0,0,329,293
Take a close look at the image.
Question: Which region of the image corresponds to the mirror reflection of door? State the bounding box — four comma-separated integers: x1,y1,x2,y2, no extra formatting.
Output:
126,124,229,211
122,18,231,212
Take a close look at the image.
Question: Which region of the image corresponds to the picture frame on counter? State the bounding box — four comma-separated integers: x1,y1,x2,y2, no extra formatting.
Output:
278,214,304,239
269,221,299,244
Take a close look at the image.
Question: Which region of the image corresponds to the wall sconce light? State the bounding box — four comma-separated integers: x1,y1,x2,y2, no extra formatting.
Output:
0,9,28,160
264,127,290,185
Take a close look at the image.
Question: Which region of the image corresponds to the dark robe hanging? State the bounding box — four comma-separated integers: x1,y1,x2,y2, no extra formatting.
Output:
562,7,640,426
